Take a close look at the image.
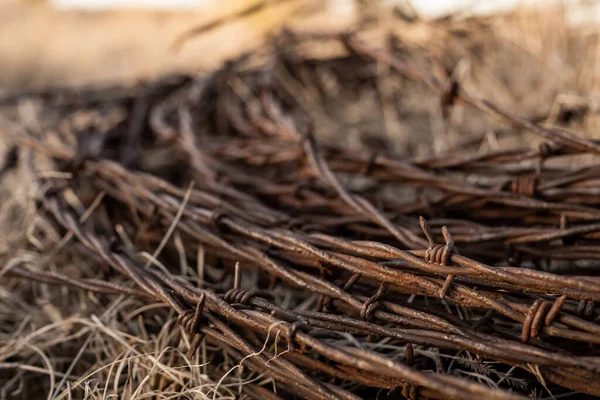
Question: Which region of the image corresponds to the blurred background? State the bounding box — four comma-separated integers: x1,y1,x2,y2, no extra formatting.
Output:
1,0,599,90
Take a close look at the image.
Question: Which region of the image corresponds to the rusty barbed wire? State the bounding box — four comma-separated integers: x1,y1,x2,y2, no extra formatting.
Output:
5,28,600,399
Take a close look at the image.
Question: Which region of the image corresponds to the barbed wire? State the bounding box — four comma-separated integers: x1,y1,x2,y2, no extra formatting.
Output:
7,28,600,399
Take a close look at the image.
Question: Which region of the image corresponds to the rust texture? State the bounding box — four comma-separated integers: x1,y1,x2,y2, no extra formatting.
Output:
4,30,600,399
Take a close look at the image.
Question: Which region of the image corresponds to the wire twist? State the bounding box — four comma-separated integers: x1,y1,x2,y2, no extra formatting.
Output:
402,383,420,400
536,142,555,175
223,262,265,307
510,175,538,197
420,217,456,299
285,321,309,353
521,295,567,342
360,282,388,322
577,300,596,320
224,288,257,305
177,293,206,358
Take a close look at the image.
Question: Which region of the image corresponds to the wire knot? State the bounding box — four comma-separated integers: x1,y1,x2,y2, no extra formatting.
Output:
178,293,206,334
402,383,420,400
285,321,309,353
420,217,457,299
224,288,257,306
509,175,538,197
360,282,388,322
521,295,567,343
577,300,596,320
425,244,451,265
536,142,556,174
177,294,206,358
223,262,273,308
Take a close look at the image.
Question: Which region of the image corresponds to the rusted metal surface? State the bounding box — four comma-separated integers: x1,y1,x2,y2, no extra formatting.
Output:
5,30,600,399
